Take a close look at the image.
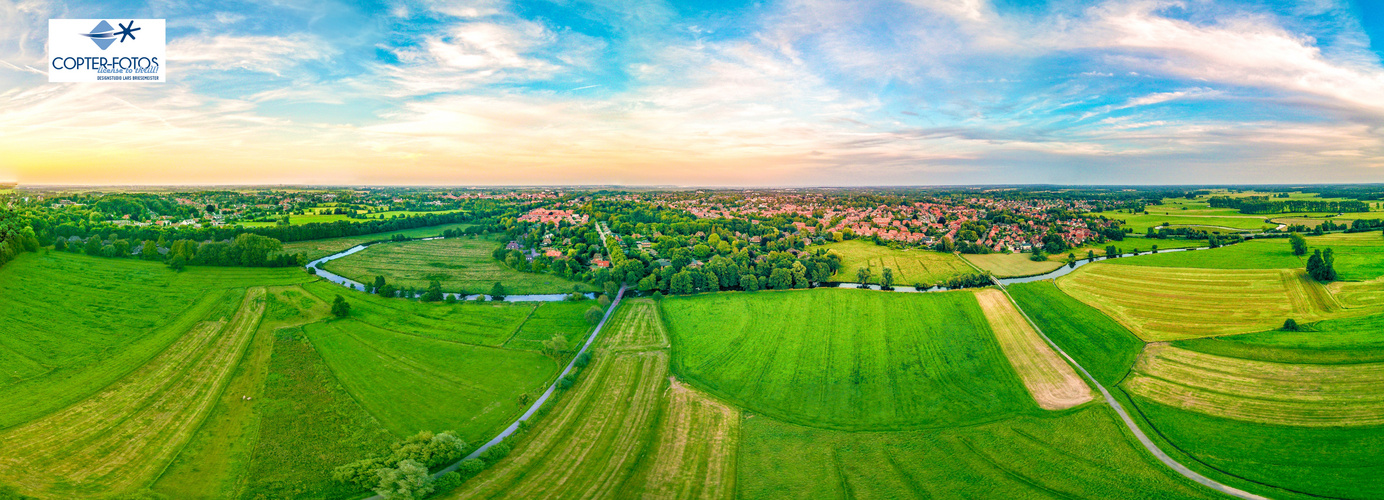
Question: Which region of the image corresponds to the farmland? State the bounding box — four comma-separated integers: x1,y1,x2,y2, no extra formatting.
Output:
961,252,1062,277
0,287,266,497
820,239,971,285
1057,263,1339,340
319,236,596,295
1007,281,1145,385
280,222,474,260
446,294,736,499
662,288,1035,430
1126,344,1384,426
974,289,1092,410
1086,210,1275,233
737,406,1219,499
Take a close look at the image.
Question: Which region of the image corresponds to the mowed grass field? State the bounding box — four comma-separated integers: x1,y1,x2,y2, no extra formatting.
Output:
0,287,267,497
662,288,1036,430
1057,263,1340,340
961,252,1062,278
448,297,737,499
820,239,971,285
1125,344,1384,427
1088,208,1275,233
0,252,310,429
280,222,474,260
974,289,1092,410
737,405,1220,500
1007,281,1145,386
320,236,596,295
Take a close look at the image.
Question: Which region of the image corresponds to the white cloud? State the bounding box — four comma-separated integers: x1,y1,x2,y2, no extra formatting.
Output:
167,34,332,76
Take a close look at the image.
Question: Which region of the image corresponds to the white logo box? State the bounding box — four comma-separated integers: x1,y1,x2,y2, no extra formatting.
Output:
49,19,166,83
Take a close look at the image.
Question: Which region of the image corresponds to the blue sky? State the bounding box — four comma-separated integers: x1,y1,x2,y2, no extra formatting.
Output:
1,0,1383,185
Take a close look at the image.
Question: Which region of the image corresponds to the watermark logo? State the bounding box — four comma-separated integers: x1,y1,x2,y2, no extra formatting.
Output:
50,19,165,82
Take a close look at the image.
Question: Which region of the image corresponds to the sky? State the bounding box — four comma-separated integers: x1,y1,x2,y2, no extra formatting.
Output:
2,0,1384,186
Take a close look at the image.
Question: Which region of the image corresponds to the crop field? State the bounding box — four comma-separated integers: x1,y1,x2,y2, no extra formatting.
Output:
303,318,558,442
1173,311,1384,364
960,252,1061,277
1125,344,1384,427
662,289,1035,430
737,406,1219,499
319,236,596,295
0,252,308,428
303,280,536,346
1087,210,1274,233
1006,281,1145,386
1057,263,1339,340
1108,239,1305,269
598,299,671,352
449,297,736,499
450,351,670,499
503,299,600,350
280,222,474,260
820,239,971,285
1308,231,1384,281
1131,397,1384,500
974,289,1092,410
0,288,266,497
1059,236,1205,259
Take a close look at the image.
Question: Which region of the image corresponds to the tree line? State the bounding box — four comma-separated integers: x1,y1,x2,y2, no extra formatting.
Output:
1208,196,1370,214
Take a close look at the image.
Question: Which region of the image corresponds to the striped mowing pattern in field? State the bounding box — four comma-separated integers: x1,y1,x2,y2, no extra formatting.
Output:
974,289,1093,410
446,351,670,499
662,289,1033,430
1125,344,1384,427
1058,264,1338,340
1327,278,1384,308
820,239,972,285
961,252,1062,278
601,299,671,351
0,287,267,497
642,379,739,500
319,237,595,295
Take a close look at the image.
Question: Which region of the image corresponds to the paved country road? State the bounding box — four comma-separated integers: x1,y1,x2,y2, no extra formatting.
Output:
993,280,1270,500
364,286,627,500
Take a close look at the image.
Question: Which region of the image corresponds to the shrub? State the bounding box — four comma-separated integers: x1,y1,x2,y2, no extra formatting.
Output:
1283,319,1299,331
574,351,592,368
456,458,486,479
427,472,463,498
584,306,603,325
334,431,467,489
650,291,663,301
479,443,510,465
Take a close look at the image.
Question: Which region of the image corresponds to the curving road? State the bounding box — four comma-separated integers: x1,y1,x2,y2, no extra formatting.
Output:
992,280,1269,500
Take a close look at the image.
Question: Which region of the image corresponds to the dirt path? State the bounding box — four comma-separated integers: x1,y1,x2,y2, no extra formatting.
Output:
974,288,1093,410
992,280,1269,500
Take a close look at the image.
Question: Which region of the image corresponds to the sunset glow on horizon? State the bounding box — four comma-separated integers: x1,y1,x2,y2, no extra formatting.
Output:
3,0,1384,186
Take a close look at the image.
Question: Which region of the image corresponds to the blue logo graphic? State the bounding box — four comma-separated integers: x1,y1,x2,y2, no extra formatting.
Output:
78,20,140,50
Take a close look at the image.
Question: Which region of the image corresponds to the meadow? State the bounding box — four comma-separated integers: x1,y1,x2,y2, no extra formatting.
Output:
1007,281,1145,386
1125,344,1384,427
974,289,1092,410
0,287,266,497
238,209,467,227
1173,312,1384,364
1129,396,1384,500
1086,210,1274,233
737,406,1220,499
819,239,971,285
447,295,736,499
280,222,474,260
1106,238,1305,269
320,236,596,295
961,252,1061,277
661,288,1036,430
1057,263,1339,340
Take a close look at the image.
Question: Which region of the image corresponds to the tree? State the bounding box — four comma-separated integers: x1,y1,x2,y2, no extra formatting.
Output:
1305,248,1337,282
739,274,759,291
650,290,664,301
1105,245,1117,258
585,306,603,325
84,237,103,256
1289,233,1307,256
541,335,571,359
769,267,793,289
332,295,351,318
881,267,895,289
1283,319,1299,331
140,240,159,261
422,280,444,302
855,267,871,284
791,261,809,288
167,254,187,272
669,270,695,295
373,459,433,500
489,282,506,300
1087,250,1095,261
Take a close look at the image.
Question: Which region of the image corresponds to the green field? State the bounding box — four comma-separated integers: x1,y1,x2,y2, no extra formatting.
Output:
819,239,971,285
1058,236,1206,260
1058,263,1340,340
662,288,1036,430
961,252,1062,277
1008,281,1145,386
1129,396,1384,500
448,297,737,499
738,406,1219,499
1107,239,1305,269
239,209,466,228
320,236,596,295
1173,311,1384,364
281,222,474,260
1088,209,1274,233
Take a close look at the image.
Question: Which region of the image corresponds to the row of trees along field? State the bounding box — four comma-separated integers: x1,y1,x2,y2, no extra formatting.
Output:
1207,195,1371,214
52,232,302,268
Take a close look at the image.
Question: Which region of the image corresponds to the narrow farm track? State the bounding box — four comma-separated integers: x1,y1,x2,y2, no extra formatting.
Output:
974,289,1093,410
994,281,1269,500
